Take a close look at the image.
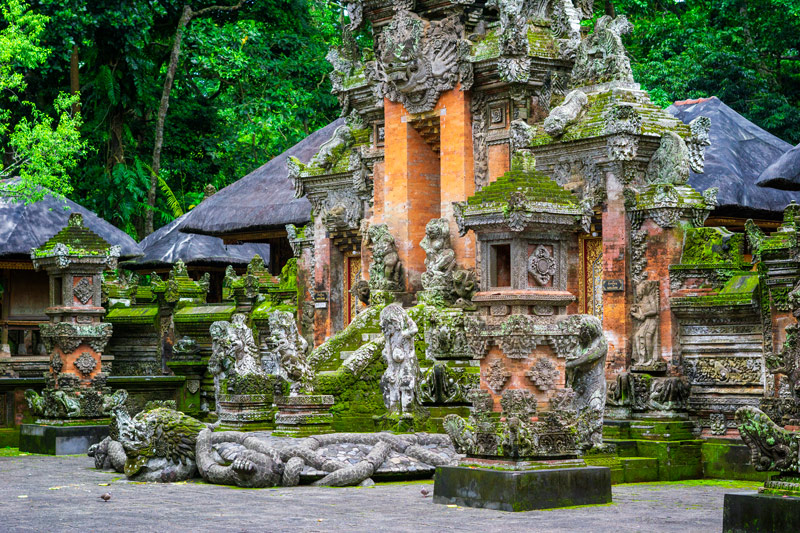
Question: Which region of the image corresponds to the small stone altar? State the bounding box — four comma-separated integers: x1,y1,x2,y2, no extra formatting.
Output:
20,213,127,454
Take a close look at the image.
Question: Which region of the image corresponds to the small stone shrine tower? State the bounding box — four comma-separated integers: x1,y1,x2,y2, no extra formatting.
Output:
20,213,126,454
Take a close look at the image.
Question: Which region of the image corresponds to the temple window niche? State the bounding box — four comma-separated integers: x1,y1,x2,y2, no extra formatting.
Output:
490,243,511,288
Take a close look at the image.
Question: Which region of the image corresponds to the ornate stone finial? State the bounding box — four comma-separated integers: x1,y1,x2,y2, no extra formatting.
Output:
543,89,588,137
379,303,419,414
67,212,84,227
645,131,691,185
571,15,634,86
203,184,217,199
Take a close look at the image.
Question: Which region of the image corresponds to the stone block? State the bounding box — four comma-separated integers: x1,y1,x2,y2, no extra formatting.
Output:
723,492,800,533
19,423,108,455
433,465,611,512
702,441,770,482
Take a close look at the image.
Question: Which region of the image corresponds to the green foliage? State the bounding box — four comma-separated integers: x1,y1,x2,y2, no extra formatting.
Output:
0,0,85,201
605,0,800,143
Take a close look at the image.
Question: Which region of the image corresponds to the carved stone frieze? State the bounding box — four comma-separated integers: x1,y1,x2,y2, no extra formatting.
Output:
683,356,763,386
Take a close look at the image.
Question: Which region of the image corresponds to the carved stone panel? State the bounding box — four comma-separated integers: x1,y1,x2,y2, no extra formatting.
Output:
73,277,94,305
630,280,663,371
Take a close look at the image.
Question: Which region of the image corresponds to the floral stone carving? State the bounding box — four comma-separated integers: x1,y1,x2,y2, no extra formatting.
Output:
74,351,97,377
526,358,559,391
379,304,419,414
485,359,511,394
528,245,557,286
73,277,94,305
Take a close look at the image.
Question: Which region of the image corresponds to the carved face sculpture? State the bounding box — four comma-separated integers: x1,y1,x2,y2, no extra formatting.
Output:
373,10,465,114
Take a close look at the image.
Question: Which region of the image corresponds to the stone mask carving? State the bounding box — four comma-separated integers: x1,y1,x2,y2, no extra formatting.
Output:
368,10,469,114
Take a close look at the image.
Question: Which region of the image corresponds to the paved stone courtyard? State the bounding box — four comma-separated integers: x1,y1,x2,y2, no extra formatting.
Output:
0,454,758,532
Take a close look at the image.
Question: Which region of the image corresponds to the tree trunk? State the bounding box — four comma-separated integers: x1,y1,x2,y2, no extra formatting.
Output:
605,0,616,18
145,0,245,236
146,5,192,236
70,44,80,114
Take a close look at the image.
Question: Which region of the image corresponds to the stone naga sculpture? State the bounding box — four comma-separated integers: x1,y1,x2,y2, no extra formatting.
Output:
268,310,312,395
379,304,419,414
543,89,588,137
94,406,208,482
565,315,608,450
736,406,800,492
366,224,404,291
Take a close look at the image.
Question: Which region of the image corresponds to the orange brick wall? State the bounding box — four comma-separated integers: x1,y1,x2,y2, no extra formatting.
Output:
438,87,476,268
480,344,566,412
602,172,630,376
488,143,510,184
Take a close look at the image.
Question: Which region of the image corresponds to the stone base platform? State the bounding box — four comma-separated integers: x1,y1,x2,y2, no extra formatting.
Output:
19,423,109,455
217,393,276,431
433,465,612,512
272,395,334,437
723,492,800,532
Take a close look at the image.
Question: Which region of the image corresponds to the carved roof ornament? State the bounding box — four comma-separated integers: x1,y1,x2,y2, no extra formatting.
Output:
367,10,471,114
646,131,691,185
571,15,634,86
543,89,588,137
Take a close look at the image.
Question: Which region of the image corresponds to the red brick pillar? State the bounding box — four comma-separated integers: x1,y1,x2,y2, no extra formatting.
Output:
602,171,630,375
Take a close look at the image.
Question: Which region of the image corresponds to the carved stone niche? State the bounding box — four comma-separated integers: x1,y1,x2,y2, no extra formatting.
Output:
630,280,666,373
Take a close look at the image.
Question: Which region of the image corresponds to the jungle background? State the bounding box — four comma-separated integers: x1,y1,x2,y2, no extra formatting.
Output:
1,0,798,239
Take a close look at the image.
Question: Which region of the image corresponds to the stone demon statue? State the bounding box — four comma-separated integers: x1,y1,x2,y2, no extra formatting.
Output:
379,304,419,414
268,310,313,395
565,314,608,449
366,224,404,292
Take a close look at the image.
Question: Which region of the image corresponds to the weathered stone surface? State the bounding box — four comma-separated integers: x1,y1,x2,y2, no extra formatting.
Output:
723,492,800,533
379,304,419,414
433,465,612,512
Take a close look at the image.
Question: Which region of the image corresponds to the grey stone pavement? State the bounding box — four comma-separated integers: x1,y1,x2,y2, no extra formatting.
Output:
0,454,756,532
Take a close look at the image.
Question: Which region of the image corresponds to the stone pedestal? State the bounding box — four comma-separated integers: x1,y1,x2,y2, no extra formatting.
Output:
20,422,109,455
433,465,612,511
723,492,800,533
273,395,334,437
217,393,276,431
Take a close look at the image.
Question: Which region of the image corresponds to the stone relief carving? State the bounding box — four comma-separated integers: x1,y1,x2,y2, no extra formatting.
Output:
631,280,662,370
73,277,94,305
366,224,404,292
379,304,419,414
736,406,800,494
471,91,489,190
571,15,634,85
74,351,97,377
683,356,763,386
485,359,512,393
645,131,691,185
648,377,689,411
528,245,557,286
543,89,587,137
526,357,559,391
367,10,471,114
709,413,727,435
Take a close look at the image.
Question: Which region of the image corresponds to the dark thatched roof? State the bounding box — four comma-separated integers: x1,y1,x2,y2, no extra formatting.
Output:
179,119,345,237
122,213,270,269
666,97,798,218
0,178,141,259
756,144,800,191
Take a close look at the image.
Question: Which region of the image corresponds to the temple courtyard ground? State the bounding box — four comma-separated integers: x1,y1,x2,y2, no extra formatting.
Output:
0,452,757,532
